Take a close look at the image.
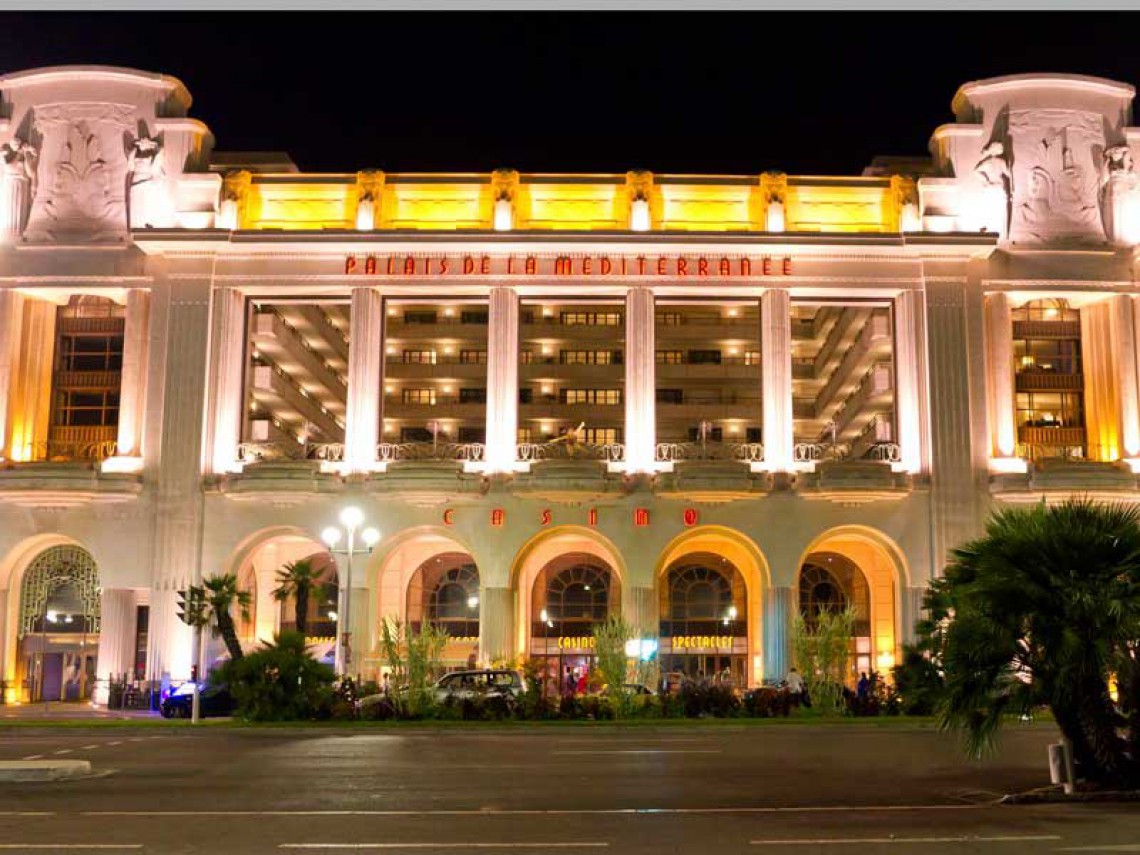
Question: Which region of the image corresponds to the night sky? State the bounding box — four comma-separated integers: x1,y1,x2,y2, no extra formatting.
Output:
0,13,1138,176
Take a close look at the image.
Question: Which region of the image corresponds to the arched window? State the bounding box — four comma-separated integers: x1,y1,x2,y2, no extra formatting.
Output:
532,555,619,637
407,552,480,637
798,552,870,636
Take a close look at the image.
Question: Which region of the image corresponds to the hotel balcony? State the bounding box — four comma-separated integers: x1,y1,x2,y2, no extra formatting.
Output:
1014,370,1083,392
387,359,489,381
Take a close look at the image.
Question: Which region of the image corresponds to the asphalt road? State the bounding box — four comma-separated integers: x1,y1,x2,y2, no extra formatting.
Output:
0,721,1137,854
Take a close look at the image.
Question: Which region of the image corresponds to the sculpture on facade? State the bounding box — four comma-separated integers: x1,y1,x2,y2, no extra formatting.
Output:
127,131,168,229
971,141,1011,236
1101,143,1140,245
0,136,38,239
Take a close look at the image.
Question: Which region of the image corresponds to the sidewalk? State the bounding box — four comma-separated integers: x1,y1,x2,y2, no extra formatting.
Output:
0,701,161,720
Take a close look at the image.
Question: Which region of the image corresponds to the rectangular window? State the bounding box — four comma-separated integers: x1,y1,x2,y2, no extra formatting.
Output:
519,388,534,404
688,350,722,364
133,605,149,682
656,312,683,326
560,350,617,365
517,427,533,444
560,311,622,326
657,389,684,404
561,389,622,405
584,427,620,445
461,310,489,324
459,388,487,404
401,388,436,405
57,334,125,372
403,310,438,324
656,350,683,365
688,426,724,442
744,351,761,366
402,350,437,364
520,350,535,365
54,390,120,427
746,427,763,443
458,426,486,443
459,349,487,364
401,427,433,442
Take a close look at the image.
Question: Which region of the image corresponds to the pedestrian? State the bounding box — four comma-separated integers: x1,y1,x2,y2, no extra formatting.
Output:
786,667,808,708
564,666,576,697
576,669,588,696
381,672,391,696
857,672,869,702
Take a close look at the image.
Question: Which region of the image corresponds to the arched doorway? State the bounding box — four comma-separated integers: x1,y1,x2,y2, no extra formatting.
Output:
17,545,101,702
795,527,904,685
659,552,748,688
406,551,480,669
529,553,621,690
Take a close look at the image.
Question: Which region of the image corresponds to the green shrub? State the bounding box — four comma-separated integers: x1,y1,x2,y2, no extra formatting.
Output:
216,631,336,721
890,645,944,716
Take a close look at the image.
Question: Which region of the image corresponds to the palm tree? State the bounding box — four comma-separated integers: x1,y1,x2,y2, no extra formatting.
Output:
188,574,252,663
272,558,323,636
924,498,1140,788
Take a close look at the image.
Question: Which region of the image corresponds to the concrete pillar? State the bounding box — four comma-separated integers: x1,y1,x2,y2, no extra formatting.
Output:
901,586,928,647
9,298,55,461
253,545,279,644
893,289,929,474
485,287,519,472
207,287,246,474
0,290,24,458
761,288,793,471
479,586,514,665
984,293,1017,460
94,589,137,705
0,589,9,702
114,289,151,458
350,585,369,680
344,286,383,473
763,586,794,683
623,586,658,637
1082,300,1123,462
624,286,656,472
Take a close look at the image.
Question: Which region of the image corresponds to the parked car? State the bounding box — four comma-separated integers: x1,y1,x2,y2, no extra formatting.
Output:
356,669,527,715
159,682,236,719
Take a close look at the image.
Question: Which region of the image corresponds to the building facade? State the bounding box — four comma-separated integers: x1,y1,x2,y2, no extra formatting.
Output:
3,66,1140,702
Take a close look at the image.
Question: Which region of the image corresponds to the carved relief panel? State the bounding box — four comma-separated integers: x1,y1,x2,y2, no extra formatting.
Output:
1008,109,1106,245
22,102,136,243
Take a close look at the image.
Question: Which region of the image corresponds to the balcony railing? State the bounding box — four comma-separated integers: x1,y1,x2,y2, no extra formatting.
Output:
516,442,625,463
655,442,764,463
1014,370,1083,391
793,441,901,464
237,442,346,463
376,442,485,462
25,439,118,462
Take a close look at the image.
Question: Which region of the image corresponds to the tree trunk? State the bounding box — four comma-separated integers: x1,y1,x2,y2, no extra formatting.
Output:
296,586,309,636
1074,672,1133,788
217,611,244,662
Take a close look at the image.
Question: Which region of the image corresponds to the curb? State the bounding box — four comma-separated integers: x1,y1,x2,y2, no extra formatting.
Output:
1001,788,1140,805
0,760,92,782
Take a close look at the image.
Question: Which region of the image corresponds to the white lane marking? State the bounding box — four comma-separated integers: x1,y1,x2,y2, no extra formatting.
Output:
0,812,55,816
86,804,988,817
108,741,123,746
21,754,44,760
1056,848,1140,852
751,836,1063,846
81,744,99,750
551,749,722,755
53,749,73,755
280,846,608,851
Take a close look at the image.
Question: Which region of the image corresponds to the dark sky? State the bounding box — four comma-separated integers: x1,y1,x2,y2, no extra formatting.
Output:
1,12,1138,176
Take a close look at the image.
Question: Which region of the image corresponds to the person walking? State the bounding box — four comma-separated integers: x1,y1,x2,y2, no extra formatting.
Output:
786,667,809,708
857,672,870,702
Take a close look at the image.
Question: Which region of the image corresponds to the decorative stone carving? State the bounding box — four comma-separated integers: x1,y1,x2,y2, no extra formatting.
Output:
354,169,384,231
1007,109,1105,244
216,169,251,230
23,102,135,243
127,129,169,228
626,170,654,231
491,168,518,231
1100,144,1140,245
969,140,1010,236
0,136,38,239
760,171,788,232
890,175,921,232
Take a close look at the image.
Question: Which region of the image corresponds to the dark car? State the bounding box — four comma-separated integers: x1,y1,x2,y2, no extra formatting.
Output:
159,682,236,719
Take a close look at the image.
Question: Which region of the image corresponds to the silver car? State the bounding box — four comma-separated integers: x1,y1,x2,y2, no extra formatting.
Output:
432,669,526,703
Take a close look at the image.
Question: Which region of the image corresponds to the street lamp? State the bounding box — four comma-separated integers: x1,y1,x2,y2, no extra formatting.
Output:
321,506,380,679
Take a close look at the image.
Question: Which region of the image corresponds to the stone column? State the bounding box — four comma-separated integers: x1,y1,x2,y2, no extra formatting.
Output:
94,589,137,705
623,586,658,637
1113,296,1140,459
761,288,793,471
763,586,793,683
893,290,929,474
624,286,656,472
115,289,151,458
479,587,514,665
0,589,8,702
485,286,519,472
147,276,212,684
1081,300,1123,462
901,586,928,646
344,286,383,473
350,583,370,681
207,287,246,475
253,545,280,644
9,298,56,461
984,293,1017,460
0,290,24,458
0,168,32,241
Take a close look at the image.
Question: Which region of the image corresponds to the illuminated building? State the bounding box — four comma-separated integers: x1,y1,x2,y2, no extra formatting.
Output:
3,66,1140,702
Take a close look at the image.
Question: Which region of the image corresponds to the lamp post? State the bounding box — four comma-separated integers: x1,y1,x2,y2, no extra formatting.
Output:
321,507,380,680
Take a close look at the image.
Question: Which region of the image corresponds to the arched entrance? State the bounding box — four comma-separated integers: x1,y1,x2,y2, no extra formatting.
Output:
796,527,905,684
17,545,101,702
230,530,337,665
530,552,621,693
658,552,748,688
406,551,481,669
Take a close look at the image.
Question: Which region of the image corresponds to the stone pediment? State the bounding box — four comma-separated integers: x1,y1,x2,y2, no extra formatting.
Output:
795,460,912,505
511,459,623,501
991,458,1140,501
0,461,141,506
655,461,770,501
